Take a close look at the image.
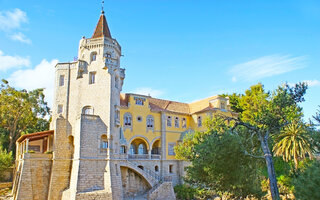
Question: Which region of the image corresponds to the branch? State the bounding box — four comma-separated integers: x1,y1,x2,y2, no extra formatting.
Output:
244,150,264,159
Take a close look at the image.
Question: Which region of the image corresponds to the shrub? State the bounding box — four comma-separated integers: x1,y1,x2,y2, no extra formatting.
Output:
0,149,13,181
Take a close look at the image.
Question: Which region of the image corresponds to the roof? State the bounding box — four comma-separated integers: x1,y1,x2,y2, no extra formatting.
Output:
16,130,54,143
92,13,111,38
120,93,229,115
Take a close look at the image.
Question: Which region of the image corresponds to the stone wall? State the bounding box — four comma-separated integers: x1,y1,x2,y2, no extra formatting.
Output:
14,153,52,200
120,167,151,198
148,182,176,200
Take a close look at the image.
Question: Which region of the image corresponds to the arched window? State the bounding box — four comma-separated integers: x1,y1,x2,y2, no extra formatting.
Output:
155,165,159,172
124,113,132,126
197,116,202,127
138,143,147,155
182,118,187,128
91,52,97,62
82,106,93,115
174,117,179,128
146,115,154,128
167,116,172,127
100,135,108,152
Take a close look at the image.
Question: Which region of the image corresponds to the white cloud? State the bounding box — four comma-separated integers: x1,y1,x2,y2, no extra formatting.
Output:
0,8,28,31
131,87,164,98
8,59,58,108
230,55,306,82
0,50,30,71
303,80,320,87
10,32,31,44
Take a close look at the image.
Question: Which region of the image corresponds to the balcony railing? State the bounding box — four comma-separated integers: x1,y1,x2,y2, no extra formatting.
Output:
128,154,161,160
151,154,161,160
128,154,149,159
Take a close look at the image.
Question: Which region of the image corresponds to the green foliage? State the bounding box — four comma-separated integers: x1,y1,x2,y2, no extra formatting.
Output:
0,148,13,181
0,79,50,153
174,184,197,200
293,160,320,200
273,121,315,169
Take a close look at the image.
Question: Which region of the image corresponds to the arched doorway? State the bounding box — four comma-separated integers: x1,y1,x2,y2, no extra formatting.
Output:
151,139,161,159
129,138,149,159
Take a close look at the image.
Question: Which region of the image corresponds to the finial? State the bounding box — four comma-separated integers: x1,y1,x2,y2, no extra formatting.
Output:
101,0,105,14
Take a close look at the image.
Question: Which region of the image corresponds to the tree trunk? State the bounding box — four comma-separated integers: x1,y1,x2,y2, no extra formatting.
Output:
259,133,280,200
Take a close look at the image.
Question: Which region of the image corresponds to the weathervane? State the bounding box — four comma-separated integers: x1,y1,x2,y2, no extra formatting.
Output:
101,0,105,14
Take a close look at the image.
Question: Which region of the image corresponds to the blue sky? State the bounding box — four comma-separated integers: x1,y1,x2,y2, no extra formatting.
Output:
0,0,319,122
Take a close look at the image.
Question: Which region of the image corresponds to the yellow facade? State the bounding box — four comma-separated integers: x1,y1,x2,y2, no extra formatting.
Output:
120,93,236,160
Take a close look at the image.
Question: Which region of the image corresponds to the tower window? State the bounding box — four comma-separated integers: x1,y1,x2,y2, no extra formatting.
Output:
58,105,63,114
167,116,172,127
174,117,179,128
59,75,65,86
197,116,202,127
182,118,186,128
82,106,93,115
91,52,97,62
89,72,96,84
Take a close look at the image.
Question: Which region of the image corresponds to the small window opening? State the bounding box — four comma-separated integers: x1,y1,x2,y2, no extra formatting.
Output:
169,165,173,173
138,165,144,170
182,118,186,128
59,75,65,86
155,165,159,172
58,105,63,114
89,72,96,84
91,52,97,62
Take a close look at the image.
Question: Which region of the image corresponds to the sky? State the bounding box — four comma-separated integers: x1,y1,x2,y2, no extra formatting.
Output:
0,0,319,122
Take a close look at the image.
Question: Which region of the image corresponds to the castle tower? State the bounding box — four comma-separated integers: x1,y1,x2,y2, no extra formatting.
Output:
49,9,125,200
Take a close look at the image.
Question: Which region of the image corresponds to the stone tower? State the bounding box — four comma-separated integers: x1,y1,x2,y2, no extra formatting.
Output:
49,10,125,200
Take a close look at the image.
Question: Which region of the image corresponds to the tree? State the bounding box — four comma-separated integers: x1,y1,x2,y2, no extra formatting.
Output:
0,80,50,153
273,121,314,170
293,160,320,200
175,116,264,198
314,106,320,124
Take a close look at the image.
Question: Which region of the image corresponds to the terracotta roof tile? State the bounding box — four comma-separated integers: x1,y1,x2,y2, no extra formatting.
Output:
92,14,111,38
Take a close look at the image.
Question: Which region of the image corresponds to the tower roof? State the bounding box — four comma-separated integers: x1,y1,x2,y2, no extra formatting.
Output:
92,12,112,38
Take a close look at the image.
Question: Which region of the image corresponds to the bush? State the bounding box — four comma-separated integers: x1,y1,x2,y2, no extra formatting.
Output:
174,184,197,200
293,160,320,200
0,149,13,181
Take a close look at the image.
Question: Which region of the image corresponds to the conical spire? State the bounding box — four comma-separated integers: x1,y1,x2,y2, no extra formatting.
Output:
92,12,112,38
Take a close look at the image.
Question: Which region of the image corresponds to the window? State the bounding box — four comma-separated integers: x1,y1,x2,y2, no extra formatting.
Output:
182,118,186,128
168,143,176,155
138,165,144,170
137,116,142,122
106,53,111,58
134,97,145,105
82,106,93,115
101,135,108,152
221,101,227,110
115,109,120,125
120,146,126,154
59,75,64,86
124,113,132,126
169,165,173,173
146,115,154,128
167,116,172,127
197,116,202,127
155,165,159,172
115,76,119,89
174,117,179,128
91,52,97,62
58,105,63,114
89,72,96,84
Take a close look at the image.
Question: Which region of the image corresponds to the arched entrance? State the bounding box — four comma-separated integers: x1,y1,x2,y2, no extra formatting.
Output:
129,138,149,159
151,139,161,159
